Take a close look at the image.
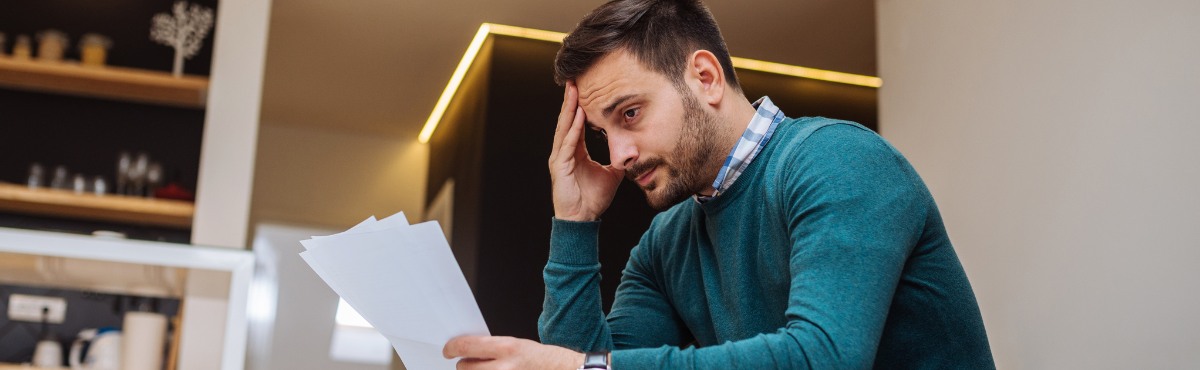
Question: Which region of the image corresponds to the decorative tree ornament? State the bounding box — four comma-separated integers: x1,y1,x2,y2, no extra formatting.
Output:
150,1,214,77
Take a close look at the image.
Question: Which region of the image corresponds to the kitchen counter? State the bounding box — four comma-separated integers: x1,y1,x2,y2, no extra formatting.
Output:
0,363,68,370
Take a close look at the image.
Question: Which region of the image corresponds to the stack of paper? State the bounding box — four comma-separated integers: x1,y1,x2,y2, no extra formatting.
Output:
299,212,489,370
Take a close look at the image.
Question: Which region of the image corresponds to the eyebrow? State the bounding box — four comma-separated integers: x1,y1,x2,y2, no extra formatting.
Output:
602,94,639,118
585,93,640,130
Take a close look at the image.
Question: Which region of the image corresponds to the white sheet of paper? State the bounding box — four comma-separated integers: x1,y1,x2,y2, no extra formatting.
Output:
298,213,408,306
392,221,489,341
298,212,488,368
389,336,458,370
305,228,446,341
309,215,379,241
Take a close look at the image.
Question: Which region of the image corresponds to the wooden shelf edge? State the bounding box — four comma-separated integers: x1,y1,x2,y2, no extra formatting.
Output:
0,57,208,108
0,182,194,229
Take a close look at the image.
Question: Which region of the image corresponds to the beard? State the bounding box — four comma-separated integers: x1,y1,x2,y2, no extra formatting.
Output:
626,90,725,211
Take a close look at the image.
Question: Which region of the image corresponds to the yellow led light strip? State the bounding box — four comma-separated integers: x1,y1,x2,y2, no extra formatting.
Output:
418,24,493,143
487,23,567,44
731,57,882,88
418,23,881,143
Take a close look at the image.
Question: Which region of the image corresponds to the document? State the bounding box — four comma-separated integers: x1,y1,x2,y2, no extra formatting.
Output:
299,211,489,369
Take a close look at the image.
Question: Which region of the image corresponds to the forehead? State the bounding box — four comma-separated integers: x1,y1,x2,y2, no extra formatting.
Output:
576,49,665,108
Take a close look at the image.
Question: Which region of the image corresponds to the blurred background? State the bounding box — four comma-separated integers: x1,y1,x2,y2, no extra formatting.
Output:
0,0,1196,369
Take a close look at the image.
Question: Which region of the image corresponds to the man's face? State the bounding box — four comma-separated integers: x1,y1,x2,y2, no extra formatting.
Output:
576,50,724,210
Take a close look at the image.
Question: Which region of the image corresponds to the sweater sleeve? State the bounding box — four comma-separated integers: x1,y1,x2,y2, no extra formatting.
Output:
538,218,690,353
609,123,928,369
537,218,611,351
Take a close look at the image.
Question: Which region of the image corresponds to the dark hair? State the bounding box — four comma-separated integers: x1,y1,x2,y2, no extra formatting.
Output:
554,0,741,92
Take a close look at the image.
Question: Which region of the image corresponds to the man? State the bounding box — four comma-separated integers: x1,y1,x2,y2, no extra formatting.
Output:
443,0,994,368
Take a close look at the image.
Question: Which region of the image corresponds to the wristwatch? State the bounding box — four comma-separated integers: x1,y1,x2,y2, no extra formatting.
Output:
579,352,609,369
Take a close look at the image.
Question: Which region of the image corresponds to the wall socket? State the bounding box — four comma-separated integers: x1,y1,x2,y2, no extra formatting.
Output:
7,294,67,324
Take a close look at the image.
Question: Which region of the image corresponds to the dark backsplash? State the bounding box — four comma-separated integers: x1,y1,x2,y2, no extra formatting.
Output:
0,284,181,364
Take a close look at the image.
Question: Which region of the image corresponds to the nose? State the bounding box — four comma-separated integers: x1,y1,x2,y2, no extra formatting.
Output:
607,134,638,171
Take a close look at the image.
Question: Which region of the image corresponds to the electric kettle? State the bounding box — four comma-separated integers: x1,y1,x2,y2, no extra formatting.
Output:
68,327,121,370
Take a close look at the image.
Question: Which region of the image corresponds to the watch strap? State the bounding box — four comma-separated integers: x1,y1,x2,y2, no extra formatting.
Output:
581,351,609,369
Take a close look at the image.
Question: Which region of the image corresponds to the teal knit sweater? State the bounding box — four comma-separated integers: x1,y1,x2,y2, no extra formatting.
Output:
538,118,994,369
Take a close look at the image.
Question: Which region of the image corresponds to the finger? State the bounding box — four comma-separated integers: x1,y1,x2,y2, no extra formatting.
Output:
572,108,592,161
551,82,578,161
456,358,490,370
573,107,593,160
444,335,488,359
551,86,570,159
559,105,587,163
555,83,572,136
444,335,515,360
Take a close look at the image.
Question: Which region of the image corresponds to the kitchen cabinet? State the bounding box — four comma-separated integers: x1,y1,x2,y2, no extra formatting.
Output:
0,1,219,232
0,0,271,369
0,0,266,248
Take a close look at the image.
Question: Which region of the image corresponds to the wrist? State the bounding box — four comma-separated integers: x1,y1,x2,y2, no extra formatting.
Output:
549,218,601,264
553,211,599,222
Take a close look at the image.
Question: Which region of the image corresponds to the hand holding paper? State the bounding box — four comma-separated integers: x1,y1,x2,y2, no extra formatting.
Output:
299,212,489,370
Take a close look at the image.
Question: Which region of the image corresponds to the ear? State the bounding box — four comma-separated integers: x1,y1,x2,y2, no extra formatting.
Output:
687,50,726,107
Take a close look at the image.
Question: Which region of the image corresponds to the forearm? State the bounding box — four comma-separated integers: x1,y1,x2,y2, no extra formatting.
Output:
538,218,613,352
610,324,877,370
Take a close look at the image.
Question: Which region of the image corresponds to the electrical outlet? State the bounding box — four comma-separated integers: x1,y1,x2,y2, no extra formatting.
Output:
7,294,67,324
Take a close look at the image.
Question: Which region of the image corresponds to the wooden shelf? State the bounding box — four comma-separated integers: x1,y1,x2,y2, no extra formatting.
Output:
0,57,208,108
0,182,193,229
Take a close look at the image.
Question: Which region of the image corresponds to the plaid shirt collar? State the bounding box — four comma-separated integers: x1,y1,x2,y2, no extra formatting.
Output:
695,96,785,203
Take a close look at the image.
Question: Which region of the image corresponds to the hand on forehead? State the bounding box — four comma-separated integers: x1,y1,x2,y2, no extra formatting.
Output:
574,50,669,124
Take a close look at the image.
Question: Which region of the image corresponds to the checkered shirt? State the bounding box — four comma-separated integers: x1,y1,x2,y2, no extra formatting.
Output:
696,96,785,203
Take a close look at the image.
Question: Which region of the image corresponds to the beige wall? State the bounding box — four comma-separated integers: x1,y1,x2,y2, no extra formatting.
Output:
250,122,428,230
878,0,1200,368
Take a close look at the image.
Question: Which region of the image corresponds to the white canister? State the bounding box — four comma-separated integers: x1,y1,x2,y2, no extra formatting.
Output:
32,338,63,368
120,311,167,370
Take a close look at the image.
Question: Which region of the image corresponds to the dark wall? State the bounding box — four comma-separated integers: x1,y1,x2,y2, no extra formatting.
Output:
426,35,877,341
0,89,205,195
471,37,557,338
426,40,493,290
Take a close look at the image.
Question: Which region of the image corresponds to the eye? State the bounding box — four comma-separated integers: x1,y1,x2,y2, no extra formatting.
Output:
590,128,608,142
623,107,640,122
